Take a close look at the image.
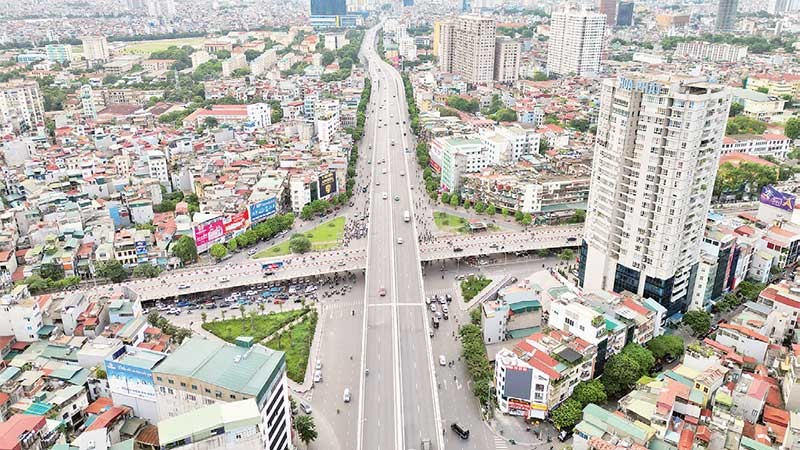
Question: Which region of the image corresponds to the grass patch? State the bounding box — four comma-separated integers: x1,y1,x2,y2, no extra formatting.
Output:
433,211,469,233
253,216,346,258
265,310,318,383
201,309,307,343
460,275,492,302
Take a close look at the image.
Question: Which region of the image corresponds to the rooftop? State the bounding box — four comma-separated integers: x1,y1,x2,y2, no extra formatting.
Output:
158,398,260,446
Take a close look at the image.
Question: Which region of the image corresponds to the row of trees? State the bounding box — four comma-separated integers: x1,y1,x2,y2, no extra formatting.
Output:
459,324,495,411
402,73,420,135
726,115,767,135
713,161,777,199
146,311,193,345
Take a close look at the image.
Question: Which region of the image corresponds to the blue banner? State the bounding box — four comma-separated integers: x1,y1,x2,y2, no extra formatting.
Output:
759,185,795,212
249,197,277,223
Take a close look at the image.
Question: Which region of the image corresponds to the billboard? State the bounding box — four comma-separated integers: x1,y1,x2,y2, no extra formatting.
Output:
249,197,278,223
194,217,224,253
223,209,250,235
105,359,156,401
134,241,148,255
429,159,441,174
759,185,796,212
318,171,338,199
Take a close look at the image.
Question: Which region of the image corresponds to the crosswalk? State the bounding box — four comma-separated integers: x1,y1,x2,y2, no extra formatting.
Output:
494,436,509,450
425,287,456,299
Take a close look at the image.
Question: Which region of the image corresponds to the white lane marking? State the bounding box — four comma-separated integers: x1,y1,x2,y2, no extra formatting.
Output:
368,303,425,307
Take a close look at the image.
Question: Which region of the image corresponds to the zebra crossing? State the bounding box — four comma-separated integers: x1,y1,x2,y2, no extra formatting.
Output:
494,436,509,449
425,287,456,299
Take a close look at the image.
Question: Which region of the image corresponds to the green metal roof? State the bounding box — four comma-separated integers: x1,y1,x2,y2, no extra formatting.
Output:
158,399,261,446
41,344,78,362
153,337,285,401
118,349,165,370
0,367,20,384
663,370,693,388
508,326,540,339
37,325,56,337
509,300,541,313
581,403,650,442
689,388,705,405
741,437,773,450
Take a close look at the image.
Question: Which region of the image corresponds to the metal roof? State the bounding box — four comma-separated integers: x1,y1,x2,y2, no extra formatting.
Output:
153,337,285,399
158,398,261,446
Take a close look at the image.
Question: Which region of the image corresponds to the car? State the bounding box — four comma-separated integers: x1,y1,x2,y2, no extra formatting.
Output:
313,370,322,383
453,247,464,252
400,171,405,176
300,401,312,414
368,160,372,164
664,354,677,364
343,388,351,403
379,287,386,296
247,248,257,256
567,236,578,242
397,237,403,244
439,296,447,305
219,276,229,283
315,359,322,370
558,429,574,442
177,284,190,289
442,305,449,313
451,423,470,439
382,168,387,174
382,192,388,199
394,195,400,201
376,180,381,186
425,296,432,305
439,355,447,366
396,121,400,125
430,303,437,313
445,294,452,302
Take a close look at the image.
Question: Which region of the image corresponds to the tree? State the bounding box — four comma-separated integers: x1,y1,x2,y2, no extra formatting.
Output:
133,264,161,278
470,307,482,326
492,108,517,122
96,260,128,282
514,210,524,221
441,192,451,204
622,343,655,375
203,116,219,128
568,118,591,132
726,115,767,135
172,236,198,264
558,249,575,261
147,310,161,327
729,102,744,117
756,86,770,94
226,238,239,252
785,117,800,140
201,312,207,324
40,263,64,281
294,415,318,447
572,380,607,407
289,234,312,254
533,71,549,81
209,243,228,260
601,353,642,398
646,335,685,361
683,310,712,336
449,195,460,207
521,213,532,226
550,398,583,430
445,95,479,113
244,49,262,61
539,138,550,154
486,204,496,215
94,367,107,379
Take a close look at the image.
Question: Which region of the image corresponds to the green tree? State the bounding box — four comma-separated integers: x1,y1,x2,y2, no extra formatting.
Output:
244,49,262,61
96,260,128,282
40,263,64,281
204,116,219,128
622,343,655,375
756,86,770,94
486,204,496,215
172,236,198,264
470,307,482,326
568,118,591,132
445,95,479,113
201,312,207,323
226,238,239,252
559,249,575,261
94,367,107,379
683,310,712,336
441,192,451,204
294,415,318,447
132,264,162,278
539,138,550,154
572,380,607,407
449,195,460,207
492,108,517,122
533,71,549,81
514,210,524,221
726,115,767,135
785,117,800,140
729,102,744,117
209,243,228,260
601,353,642,398
646,335,685,361
550,398,583,430
289,234,312,253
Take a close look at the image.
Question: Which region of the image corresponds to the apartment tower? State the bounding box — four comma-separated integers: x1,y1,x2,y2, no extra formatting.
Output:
715,0,739,32
0,80,45,132
81,35,110,67
578,74,731,319
439,15,496,83
599,0,618,26
546,6,606,77
494,37,521,83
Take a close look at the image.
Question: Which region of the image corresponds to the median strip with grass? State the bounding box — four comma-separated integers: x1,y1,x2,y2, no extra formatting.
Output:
265,309,318,383
201,309,307,343
461,275,492,302
433,211,469,233
253,216,346,258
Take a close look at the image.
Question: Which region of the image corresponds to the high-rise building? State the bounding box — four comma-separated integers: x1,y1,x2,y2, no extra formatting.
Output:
403,0,414,6
715,0,739,32
599,0,618,26
152,337,292,450
616,2,634,26
45,44,73,64
81,35,109,67
432,21,443,57
80,85,97,120
578,74,731,318
0,80,45,132
439,15,496,83
310,0,347,16
493,37,521,83
462,0,471,12
546,6,606,77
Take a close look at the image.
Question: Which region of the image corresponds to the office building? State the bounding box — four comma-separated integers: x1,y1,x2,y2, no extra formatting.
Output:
0,80,45,132
494,37,521,83
716,0,739,32
45,44,73,64
616,1,633,26
310,0,346,16
599,0,618,26
579,74,731,319
546,6,606,77
152,337,292,450
82,35,110,67
439,15,496,83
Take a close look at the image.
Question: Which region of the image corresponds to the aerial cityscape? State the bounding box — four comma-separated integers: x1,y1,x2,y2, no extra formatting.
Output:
0,0,799,449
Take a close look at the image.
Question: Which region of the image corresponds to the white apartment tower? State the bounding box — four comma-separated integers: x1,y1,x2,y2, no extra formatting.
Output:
494,37,521,83
546,6,606,77
439,15,496,83
80,85,98,120
0,80,45,132
82,35,110,67
578,74,731,320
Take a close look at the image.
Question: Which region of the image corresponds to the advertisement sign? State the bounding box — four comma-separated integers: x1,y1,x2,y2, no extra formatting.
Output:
134,241,148,255
105,360,156,400
759,185,796,212
249,197,278,223
194,217,224,253
429,159,441,174
507,398,531,416
318,171,338,199
223,209,250,235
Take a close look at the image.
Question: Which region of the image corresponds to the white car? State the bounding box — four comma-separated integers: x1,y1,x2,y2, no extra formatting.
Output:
343,388,351,403
315,359,322,370
382,168,387,174
177,284,190,289
397,237,403,244
314,370,322,383
382,192,388,200
439,355,447,366
400,171,405,176
219,276,229,283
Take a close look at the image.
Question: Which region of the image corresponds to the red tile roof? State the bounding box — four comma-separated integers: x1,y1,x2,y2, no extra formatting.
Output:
719,323,768,342
0,414,46,450
86,405,130,431
85,397,113,415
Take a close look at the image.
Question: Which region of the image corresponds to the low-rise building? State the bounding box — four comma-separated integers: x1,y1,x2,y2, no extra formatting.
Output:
721,135,791,160
157,398,263,450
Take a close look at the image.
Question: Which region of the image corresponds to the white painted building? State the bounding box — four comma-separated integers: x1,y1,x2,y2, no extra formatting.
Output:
0,285,42,342
146,149,170,186
546,6,606,77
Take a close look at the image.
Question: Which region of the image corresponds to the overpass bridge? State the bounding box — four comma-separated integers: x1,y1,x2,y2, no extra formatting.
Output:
97,225,583,302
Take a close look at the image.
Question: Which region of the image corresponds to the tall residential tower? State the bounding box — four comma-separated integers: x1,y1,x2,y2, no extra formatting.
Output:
546,6,606,77
439,15,496,83
715,0,739,32
578,74,731,318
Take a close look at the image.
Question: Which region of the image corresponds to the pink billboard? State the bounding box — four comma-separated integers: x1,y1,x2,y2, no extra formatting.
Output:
223,209,250,235
194,217,224,253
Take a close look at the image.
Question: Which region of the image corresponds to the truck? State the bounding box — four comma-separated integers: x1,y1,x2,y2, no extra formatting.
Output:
403,210,411,222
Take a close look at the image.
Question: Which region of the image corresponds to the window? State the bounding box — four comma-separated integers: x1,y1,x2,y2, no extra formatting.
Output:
168,388,174,395
187,394,196,401
191,384,197,390
168,379,174,384
230,394,236,400
205,388,211,394
160,387,166,394
156,376,162,382
180,382,186,388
